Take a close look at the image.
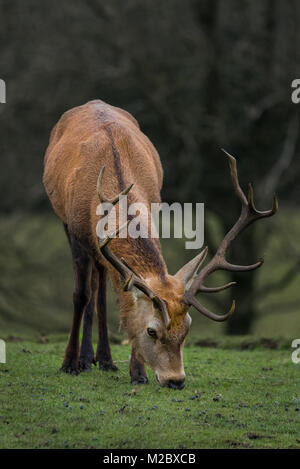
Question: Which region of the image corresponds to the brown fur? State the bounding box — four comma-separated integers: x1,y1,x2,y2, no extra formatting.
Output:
44,100,167,277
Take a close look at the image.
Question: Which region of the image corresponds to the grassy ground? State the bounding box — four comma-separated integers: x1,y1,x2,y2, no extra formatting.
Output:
0,339,299,449
0,211,299,448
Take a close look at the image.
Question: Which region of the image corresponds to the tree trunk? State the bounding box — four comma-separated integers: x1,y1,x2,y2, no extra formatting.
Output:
225,269,256,335
225,228,257,335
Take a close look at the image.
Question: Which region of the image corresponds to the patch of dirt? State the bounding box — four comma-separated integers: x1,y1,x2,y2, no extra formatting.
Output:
241,338,279,350
195,339,218,348
247,433,274,440
194,337,286,350
5,336,24,342
226,439,252,448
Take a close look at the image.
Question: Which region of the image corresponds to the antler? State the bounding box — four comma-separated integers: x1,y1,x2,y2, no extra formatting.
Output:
97,166,133,204
183,150,278,322
96,166,170,327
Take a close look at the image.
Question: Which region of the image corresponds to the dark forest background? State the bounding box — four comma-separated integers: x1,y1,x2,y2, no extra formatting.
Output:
0,0,299,339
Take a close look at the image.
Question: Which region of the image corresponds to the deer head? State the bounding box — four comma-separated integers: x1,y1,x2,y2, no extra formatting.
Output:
97,151,277,389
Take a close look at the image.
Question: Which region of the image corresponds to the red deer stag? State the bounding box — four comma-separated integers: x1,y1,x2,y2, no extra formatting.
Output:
43,100,277,389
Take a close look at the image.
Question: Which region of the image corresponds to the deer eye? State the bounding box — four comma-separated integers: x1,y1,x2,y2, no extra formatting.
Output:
147,328,157,338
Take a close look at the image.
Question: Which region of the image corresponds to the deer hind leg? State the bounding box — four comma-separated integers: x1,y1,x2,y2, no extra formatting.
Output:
130,347,148,385
95,263,118,371
61,233,92,375
79,264,98,371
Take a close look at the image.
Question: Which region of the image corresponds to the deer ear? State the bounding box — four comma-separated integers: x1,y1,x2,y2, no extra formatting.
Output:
174,248,208,289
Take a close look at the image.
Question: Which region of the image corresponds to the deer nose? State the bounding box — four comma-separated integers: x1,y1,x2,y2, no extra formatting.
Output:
168,378,185,390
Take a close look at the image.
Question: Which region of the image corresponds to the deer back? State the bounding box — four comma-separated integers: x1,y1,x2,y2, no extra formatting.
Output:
43,100,163,254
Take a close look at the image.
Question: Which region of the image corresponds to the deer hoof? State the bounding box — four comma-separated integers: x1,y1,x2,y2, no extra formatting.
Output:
131,376,149,385
61,359,81,375
78,357,95,372
99,361,118,372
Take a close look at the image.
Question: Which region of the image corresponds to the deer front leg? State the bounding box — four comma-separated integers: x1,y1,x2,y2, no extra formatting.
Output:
95,264,118,371
79,265,98,371
61,238,92,375
130,347,148,385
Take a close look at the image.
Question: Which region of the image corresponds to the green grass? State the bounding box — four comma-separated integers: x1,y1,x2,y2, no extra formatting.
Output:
0,211,299,448
0,339,299,449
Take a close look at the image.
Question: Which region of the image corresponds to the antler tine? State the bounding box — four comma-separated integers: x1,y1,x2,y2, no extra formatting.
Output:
198,281,237,293
98,222,131,281
99,220,129,247
152,296,170,330
247,183,278,217
184,150,278,321
221,149,248,206
188,296,236,322
123,274,134,292
97,167,170,327
222,258,264,272
221,150,278,219
97,166,133,205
